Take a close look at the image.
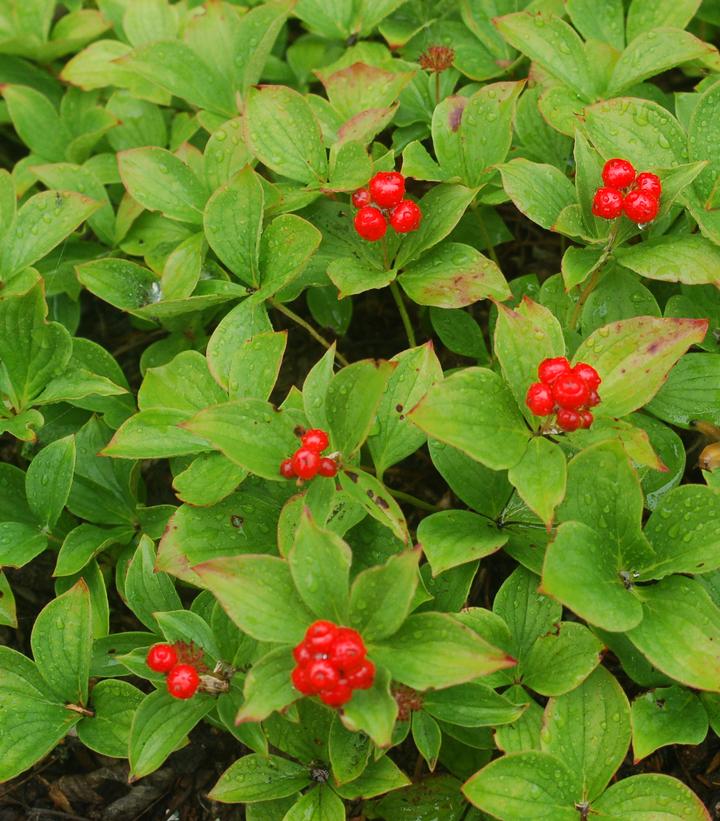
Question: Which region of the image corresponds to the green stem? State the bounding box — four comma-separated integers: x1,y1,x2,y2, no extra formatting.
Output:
475,208,501,268
388,487,441,513
568,221,621,331
390,281,417,348
269,299,350,367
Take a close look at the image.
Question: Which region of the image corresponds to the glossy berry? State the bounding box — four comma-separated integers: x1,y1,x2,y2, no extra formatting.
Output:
293,641,312,665
305,620,338,650
572,363,601,390
291,447,321,480
354,205,387,241
347,660,375,690
307,659,339,690
556,408,582,432
319,682,353,707
291,665,315,695
587,389,600,408
635,172,662,198
592,187,623,220
602,158,635,189
318,457,338,478
538,356,571,386
390,200,422,233
330,628,366,672
552,373,590,410
369,171,405,208
279,458,295,479
579,410,594,429
167,664,200,699
146,643,178,673
526,382,555,416
623,189,659,223
351,188,371,208
301,428,329,452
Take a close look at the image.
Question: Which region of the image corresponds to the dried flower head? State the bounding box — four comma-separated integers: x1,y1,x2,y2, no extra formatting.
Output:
418,45,455,73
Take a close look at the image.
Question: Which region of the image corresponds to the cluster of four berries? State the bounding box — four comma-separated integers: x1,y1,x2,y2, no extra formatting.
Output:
353,172,422,241
592,158,662,223
280,428,338,480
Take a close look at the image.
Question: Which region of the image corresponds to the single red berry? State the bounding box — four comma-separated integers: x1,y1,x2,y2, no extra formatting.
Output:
635,172,662,198
305,620,338,650
602,158,635,189
623,190,659,224
319,681,353,707
369,171,405,208
556,408,582,432
572,362,601,390
280,458,295,479
318,457,338,478
587,389,600,408
351,188,371,208
354,205,387,241
526,382,555,417
330,628,366,673
308,659,340,691
293,641,312,665
592,187,623,220
347,659,375,690
301,428,329,452
552,373,590,410
538,356,571,386
389,200,422,233
291,447,320,480
146,643,178,673
167,663,200,699
291,665,315,695
579,410,594,429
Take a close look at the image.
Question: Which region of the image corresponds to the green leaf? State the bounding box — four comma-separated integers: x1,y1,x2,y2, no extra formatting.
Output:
139,350,226,415
542,666,631,801
566,0,624,49
334,754,410,800
245,85,327,184
25,435,75,529
75,257,159,313
348,549,419,641
31,580,92,705
0,571,16,628
626,0,703,41
319,61,414,121
463,750,579,820
210,753,311,803
259,214,321,297
193,555,313,644
631,686,708,762
339,468,408,543
417,510,506,576
409,368,531,470
398,242,510,308
573,316,708,418
542,521,644,631
495,687,544,754
498,159,576,231
118,147,208,224
326,256,394,299
207,297,272,390
2,84,70,161
172,452,246,507
616,236,720,286
78,679,144,758
647,353,720,427
236,646,298,724
104,409,211,459
340,666,398,749
581,266,661,334
124,536,182,632
412,711,441,770
594,774,710,820
228,331,287,402
522,622,603,697
508,438,566,528
129,689,214,779
283,785,345,821
688,76,720,210
370,613,515,690
329,714,371,784
423,683,526,727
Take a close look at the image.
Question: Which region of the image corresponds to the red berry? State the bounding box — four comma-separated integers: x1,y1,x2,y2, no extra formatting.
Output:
305,620,338,650
166,664,200,699
389,200,422,233
291,447,320,480
526,382,555,416
330,628,366,673
293,641,312,665
319,681,353,707
556,409,582,432
307,659,339,690
352,188,371,208
579,410,594,429
354,205,387,241
623,190,659,224
587,389,600,408
301,428,329,452
635,172,662,198
347,660,375,690
602,158,635,189
552,373,590,410
369,171,405,208
538,356,571,385
292,665,315,695
146,643,178,673
280,458,295,479
592,187,623,220
572,362,601,390
318,457,338,478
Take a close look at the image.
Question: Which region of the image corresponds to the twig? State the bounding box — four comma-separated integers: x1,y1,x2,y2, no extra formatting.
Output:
269,298,350,367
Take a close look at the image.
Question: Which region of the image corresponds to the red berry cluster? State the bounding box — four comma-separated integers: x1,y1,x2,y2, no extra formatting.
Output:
291,620,375,708
526,357,601,432
352,172,422,241
146,642,204,699
592,158,662,224
280,428,338,481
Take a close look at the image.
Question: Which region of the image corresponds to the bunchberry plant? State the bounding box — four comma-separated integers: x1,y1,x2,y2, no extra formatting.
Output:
0,1,719,819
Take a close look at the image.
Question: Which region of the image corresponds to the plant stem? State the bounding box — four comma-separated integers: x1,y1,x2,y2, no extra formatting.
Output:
388,487,441,513
390,281,417,348
475,208,501,268
270,298,350,367
434,72,441,106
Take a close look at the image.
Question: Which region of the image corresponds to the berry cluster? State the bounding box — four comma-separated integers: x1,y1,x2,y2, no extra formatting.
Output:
352,172,422,241
526,357,601,432
592,158,662,224
280,428,338,481
146,642,204,699
291,620,375,707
